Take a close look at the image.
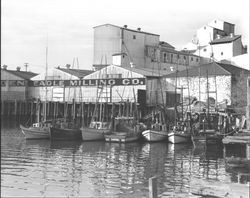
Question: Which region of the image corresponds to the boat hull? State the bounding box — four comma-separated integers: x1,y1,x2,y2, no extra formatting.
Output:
50,127,81,141
168,132,191,144
192,134,222,145
142,130,168,142
105,132,141,143
20,124,50,140
81,127,110,141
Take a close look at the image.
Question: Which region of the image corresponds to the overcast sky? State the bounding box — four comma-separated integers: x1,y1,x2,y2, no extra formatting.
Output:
2,0,249,73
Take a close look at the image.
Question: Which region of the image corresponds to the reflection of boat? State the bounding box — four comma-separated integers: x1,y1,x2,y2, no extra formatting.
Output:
50,124,82,141
50,140,82,150
20,121,51,140
81,121,110,141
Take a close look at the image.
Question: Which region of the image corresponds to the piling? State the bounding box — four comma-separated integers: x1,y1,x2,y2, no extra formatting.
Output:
246,77,250,130
149,177,157,198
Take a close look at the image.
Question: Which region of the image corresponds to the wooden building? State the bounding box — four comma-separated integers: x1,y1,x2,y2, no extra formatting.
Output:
1,66,38,101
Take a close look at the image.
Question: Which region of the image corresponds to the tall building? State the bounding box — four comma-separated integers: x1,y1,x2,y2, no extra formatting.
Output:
93,24,159,70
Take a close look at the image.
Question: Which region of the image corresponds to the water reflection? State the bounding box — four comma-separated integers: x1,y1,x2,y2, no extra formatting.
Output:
1,119,249,197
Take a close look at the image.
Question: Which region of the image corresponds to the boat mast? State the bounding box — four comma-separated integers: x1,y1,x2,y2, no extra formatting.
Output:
44,42,48,122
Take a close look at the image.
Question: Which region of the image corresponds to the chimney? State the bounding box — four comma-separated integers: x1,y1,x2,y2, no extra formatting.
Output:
16,66,21,71
137,27,141,31
66,64,71,69
124,25,127,28
2,65,7,70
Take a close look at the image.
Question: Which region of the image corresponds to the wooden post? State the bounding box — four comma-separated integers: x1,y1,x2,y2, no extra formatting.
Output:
246,144,250,160
81,102,85,127
149,177,157,198
14,100,17,117
247,77,250,130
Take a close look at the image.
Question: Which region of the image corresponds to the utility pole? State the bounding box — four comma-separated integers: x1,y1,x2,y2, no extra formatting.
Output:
24,63,28,72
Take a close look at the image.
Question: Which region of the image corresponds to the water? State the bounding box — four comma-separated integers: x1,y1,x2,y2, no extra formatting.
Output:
1,119,249,197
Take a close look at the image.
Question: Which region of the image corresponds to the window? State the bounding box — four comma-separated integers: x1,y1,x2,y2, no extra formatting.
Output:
184,56,186,60
133,35,136,39
196,58,199,62
191,57,193,61
221,52,223,56
163,53,167,62
204,26,206,30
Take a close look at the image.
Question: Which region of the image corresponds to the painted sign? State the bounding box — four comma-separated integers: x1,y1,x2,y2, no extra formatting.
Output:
1,78,146,87
30,78,146,87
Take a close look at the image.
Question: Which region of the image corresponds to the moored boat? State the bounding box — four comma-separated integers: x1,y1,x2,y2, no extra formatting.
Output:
81,121,110,141
50,122,81,141
168,131,191,144
142,127,168,142
20,122,51,140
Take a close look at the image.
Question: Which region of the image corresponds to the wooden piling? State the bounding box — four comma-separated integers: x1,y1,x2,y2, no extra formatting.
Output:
149,177,157,198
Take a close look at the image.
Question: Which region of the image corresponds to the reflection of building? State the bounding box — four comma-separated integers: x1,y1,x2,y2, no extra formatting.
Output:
1,65,38,100
163,62,250,108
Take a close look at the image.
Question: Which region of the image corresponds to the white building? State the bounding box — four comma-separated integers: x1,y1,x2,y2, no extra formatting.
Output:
183,20,247,62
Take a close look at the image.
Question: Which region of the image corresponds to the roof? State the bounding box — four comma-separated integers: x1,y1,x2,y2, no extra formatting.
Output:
163,62,250,78
210,35,241,45
2,69,38,80
121,66,171,77
93,24,159,36
57,68,94,78
159,41,175,49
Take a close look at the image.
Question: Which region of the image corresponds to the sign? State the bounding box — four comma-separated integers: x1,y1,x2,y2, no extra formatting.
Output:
30,78,146,87
1,80,26,87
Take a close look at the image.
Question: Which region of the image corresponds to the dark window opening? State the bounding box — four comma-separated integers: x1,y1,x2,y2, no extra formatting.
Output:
133,35,136,39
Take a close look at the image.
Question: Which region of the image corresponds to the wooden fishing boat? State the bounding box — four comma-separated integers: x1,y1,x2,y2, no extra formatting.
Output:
142,129,168,142
168,131,191,144
20,122,51,140
50,122,81,141
81,121,111,141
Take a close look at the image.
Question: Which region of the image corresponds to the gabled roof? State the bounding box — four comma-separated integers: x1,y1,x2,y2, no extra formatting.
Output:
93,23,159,36
210,35,241,45
2,69,38,80
159,41,175,49
163,62,250,78
57,68,94,78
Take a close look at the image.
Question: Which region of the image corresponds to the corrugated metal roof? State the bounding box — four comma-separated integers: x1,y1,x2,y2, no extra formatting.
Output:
2,69,38,80
163,62,250,78
210,35,241,45
57,68,94,78
121,66,171,77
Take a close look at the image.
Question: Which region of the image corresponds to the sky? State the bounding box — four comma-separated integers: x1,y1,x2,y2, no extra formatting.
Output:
1,0,249,74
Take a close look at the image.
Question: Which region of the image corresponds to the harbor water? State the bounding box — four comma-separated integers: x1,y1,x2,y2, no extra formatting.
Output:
1,118,249,197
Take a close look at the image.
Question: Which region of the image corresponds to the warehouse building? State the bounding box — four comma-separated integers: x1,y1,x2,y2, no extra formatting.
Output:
1,65,38,101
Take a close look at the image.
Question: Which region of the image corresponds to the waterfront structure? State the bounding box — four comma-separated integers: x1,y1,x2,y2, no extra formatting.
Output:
93,24,207,71
29,65,93,102
1,65,38,101
183,19,247,62
163,62,250,109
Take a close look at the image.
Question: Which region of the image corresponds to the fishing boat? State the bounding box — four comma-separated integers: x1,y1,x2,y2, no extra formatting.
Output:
20,46,51,140
20,120,52,140
50,121,82,141
168,125,191,144
104,116,144,143
81,121,110,141
81,66,111,141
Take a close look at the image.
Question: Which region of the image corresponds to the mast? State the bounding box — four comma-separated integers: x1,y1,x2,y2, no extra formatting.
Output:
44,44,48,122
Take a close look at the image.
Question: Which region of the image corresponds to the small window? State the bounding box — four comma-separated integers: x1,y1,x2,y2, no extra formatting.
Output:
215,20,217,23
184,56,186,60
203,48,207,52
196,58,199,62
221,52,223,55
191,57,193,61
133,35,136,39
204,26,206,30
